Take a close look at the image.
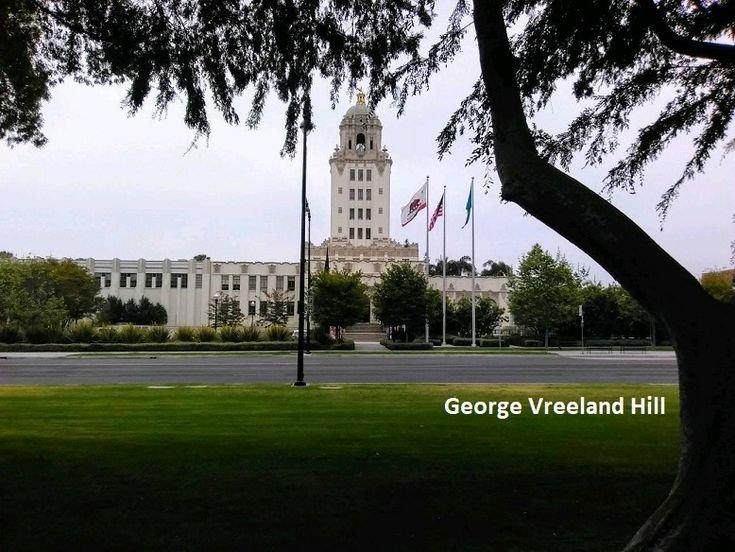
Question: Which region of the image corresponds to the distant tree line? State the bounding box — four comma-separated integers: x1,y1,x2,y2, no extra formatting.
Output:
429,257,513,277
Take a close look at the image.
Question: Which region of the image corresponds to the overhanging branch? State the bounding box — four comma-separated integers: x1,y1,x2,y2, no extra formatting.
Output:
637,0,735,64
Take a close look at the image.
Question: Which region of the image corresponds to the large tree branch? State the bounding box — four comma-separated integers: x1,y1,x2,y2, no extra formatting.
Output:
471,0,718,338
636,0,735,64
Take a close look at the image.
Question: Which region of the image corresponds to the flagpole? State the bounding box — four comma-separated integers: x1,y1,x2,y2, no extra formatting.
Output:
425,175,430,343
442,186,447,346
471,177,476,347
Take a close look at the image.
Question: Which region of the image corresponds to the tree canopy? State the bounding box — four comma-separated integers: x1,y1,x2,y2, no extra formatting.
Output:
373,263,428,340
310,269,368,336
507,244,581,345
0,258,100,330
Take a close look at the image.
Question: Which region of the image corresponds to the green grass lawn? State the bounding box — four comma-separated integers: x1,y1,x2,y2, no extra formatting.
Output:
0,384,679,550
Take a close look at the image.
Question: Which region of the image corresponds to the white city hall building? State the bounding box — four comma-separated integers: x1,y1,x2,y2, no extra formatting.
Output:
76,94,510,328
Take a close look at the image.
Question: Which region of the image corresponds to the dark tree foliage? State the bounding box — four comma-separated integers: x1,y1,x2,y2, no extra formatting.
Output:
99,295,167,324
480,259,513,276
373,263,428,340
429,255,474,276
439,0,735,218
1,0,438,155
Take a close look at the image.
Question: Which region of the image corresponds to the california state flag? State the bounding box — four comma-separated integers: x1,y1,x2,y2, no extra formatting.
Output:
401,182,428,226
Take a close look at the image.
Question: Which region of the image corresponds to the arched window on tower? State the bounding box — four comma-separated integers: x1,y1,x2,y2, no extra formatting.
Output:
348,139,352,149
356,133,366,147
370,138,374,150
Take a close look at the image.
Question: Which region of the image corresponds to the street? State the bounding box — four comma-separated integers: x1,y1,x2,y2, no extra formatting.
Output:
0,352,678,385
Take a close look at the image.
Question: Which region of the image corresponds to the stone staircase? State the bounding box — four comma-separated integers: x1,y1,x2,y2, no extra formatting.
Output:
344,322,385,342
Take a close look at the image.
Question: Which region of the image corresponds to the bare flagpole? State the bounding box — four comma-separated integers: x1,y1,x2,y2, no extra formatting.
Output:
471,177,476,347
425,175,430,343
442,185,447,346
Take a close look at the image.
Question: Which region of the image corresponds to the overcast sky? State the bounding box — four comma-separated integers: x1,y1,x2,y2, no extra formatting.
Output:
1,8,732,283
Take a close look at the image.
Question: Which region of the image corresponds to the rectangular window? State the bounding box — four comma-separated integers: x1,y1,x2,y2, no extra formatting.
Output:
379,188,383,195
144,273,161,288
276,275,284,291
286,302,295,316
221,275,229,290
338,187,343,194
358,189,363,200
350,169,355,181
349,188,355,200
366,228,371,240
171,273,188,289
369,139,374,150
248,301,256,316
366,208,371,220
287,276,295,291
337,207,342,214
357,228,363,239
349,227,355,239
195,274,203,288
259,301,267,316
338,226,342,233
233,275,241,290
379,227,383,234
358,169,363,181
248,275,257,290
378,207,383,214
358,208,363,220
260,275,268,290
120,273,137,288
349,208,355,220
366,189,372,201
95,272,112,288
367,169,372,181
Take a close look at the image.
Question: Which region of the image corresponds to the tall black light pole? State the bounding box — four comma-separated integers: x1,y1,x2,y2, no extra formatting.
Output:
306,203,312,354
294,120,311,387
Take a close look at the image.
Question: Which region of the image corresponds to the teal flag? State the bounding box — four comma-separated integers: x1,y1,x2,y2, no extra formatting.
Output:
462,182,473,228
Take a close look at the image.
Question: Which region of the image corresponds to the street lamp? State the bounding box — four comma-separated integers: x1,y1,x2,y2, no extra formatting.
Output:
249,300,256,327
305,202,312,355
213,292,221,330
294,117,313,387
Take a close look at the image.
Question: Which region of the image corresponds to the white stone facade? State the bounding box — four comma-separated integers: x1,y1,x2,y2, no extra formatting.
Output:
74,95,510,329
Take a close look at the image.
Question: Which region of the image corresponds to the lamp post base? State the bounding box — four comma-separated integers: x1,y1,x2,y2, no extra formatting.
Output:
292,381,308,387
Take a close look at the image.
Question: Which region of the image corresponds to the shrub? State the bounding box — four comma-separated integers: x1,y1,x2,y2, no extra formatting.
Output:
330,340,355,350
146,325,170,343
0,324,24,343
219,325,243,343
174,326,196,342
452,337,472,346
96,326,119,343
380,339,433,350
196,326,218,342
67,320,97,343
240,325,262,342
24,326,65,344
479,338,508,347
311,325,334,345
265,325,291,341
117,324,147,344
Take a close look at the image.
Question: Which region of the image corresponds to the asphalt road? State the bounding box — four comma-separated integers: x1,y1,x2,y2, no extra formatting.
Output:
0,353,678,385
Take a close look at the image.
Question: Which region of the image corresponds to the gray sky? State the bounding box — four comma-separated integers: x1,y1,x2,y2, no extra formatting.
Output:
1,10,732,282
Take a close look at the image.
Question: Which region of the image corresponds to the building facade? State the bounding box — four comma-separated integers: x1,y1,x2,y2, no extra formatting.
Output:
75,94,510,329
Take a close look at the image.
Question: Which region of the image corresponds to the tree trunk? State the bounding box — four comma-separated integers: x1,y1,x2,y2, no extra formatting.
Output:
472,1,735,548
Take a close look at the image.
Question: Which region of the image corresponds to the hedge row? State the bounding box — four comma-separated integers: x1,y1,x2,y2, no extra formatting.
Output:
0,340,355,353
380,339,433,350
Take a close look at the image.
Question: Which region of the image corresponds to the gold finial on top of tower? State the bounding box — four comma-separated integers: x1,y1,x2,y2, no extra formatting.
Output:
356,89,366,105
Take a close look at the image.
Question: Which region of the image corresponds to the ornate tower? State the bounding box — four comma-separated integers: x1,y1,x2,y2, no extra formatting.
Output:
329,92,392,246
